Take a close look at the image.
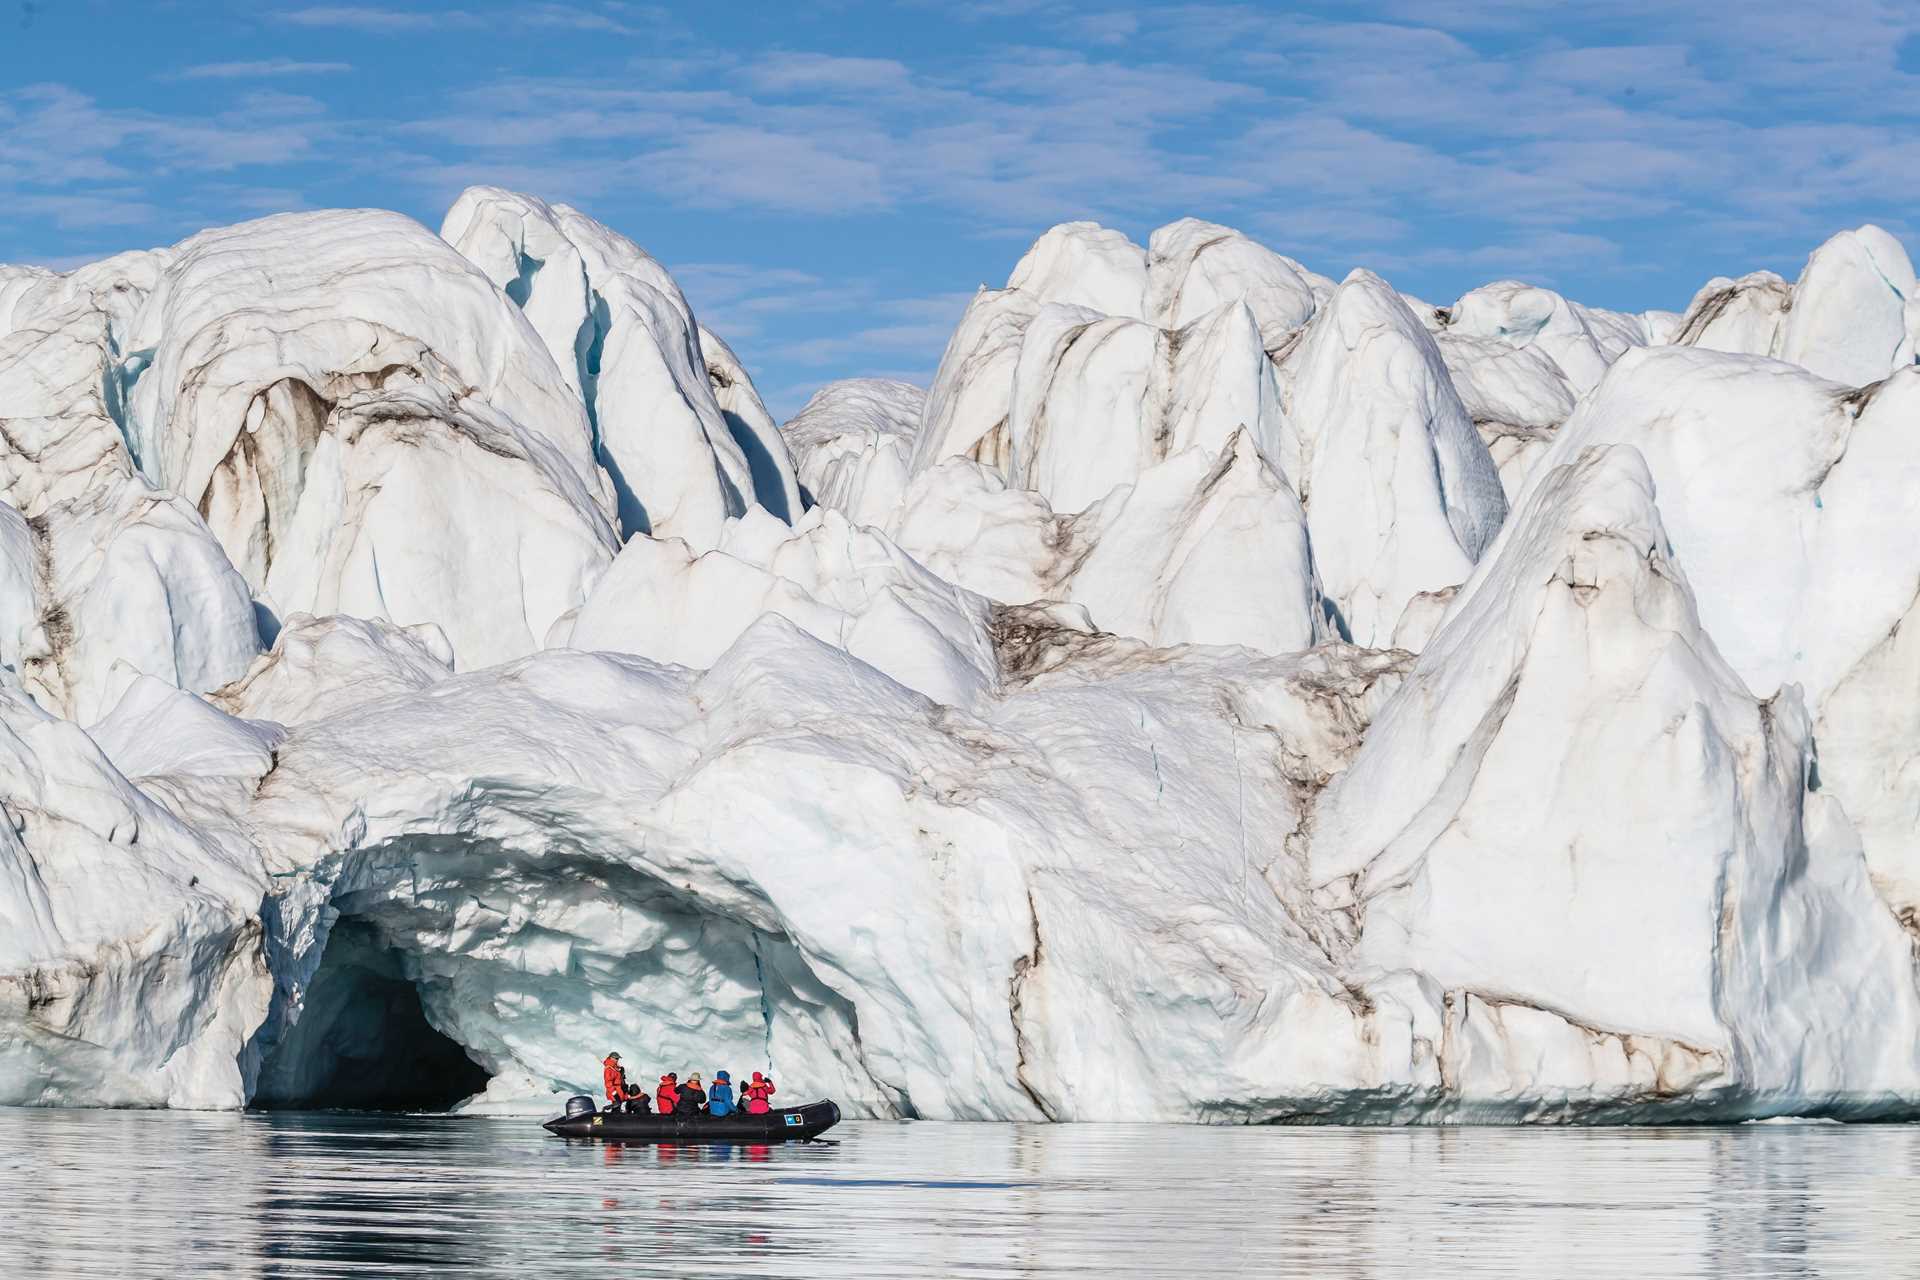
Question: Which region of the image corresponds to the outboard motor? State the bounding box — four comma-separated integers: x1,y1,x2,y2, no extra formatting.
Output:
564,1094,597,1119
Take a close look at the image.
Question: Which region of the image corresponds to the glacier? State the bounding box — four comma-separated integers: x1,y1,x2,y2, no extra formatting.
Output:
3,191,1919,1124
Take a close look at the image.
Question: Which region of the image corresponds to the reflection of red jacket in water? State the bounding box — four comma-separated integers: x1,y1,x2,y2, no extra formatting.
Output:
603,1056,629,1103
657,1076,680,1114
744,1073,776,1114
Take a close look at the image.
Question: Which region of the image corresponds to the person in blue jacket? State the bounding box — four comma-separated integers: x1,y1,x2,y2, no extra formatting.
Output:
708,1070,736,1117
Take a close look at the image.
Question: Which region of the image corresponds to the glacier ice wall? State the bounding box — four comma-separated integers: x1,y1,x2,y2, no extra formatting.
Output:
3,195,1919,1123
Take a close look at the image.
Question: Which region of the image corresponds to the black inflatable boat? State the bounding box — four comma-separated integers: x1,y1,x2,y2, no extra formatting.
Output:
543,1096,841,1143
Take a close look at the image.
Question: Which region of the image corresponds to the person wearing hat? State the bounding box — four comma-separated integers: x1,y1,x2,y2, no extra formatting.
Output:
602,1051,633,1111
656,1071,680,1115
743,1070,776,1114
676,1072,709,1116
708,1070,736,1117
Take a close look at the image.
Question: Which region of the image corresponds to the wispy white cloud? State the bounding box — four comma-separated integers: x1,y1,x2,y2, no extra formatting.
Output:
772,292,976,366
176,58,353,79
209,185,319,214
1072,11,1139,45
0,82,341,253
0,84,332,184
745,53,921,96
230,91,331,119
673,262,840,339
521,3,642,34
274,2,641,34
1369,230,1633,290
11,191,163,230
671,263,965,355
274,6,478,30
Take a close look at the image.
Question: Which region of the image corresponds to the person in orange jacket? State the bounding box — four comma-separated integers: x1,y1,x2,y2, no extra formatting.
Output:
656,1072,681,1115
602,1052,630,1109
742,1071,776,1114
602,1052,650,1113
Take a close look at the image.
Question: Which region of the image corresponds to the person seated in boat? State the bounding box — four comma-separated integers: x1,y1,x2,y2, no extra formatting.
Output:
708,1070,736,1117
676,1073,709,1116
656,1072,680,1115
743,1071,776,1113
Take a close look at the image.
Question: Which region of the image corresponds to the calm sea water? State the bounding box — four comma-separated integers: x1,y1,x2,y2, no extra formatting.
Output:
2,1111,1917,1277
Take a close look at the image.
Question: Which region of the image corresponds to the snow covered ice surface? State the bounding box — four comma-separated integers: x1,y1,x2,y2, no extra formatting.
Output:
4,195,1920,1124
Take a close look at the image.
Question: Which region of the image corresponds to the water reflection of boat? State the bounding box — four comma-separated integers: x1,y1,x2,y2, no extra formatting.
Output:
543,1097,841,1143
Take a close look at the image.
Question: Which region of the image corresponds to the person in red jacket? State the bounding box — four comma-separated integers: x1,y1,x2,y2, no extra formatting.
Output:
602,1052,630,1110
656,1072,681,1115
602,1052,651,1113
743,1071,776,1114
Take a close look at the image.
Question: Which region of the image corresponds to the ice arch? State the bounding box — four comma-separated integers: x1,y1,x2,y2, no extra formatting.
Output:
247,826,905,1117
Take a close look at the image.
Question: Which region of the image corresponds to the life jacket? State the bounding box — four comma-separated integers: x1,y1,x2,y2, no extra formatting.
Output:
744,1078,775,1113
657,1078,679,1113
708,1081,735,1116
603,1057,627,1101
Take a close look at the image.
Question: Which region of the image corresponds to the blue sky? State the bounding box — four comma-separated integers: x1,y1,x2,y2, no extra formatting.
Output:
4,1,1917,417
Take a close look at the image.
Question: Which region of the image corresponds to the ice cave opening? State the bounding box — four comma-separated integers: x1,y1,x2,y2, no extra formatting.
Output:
250,918,491,1111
